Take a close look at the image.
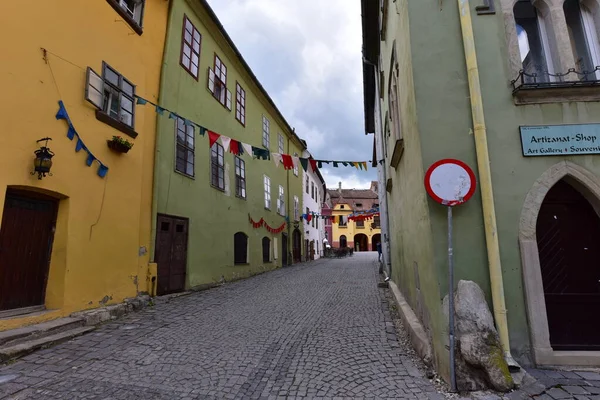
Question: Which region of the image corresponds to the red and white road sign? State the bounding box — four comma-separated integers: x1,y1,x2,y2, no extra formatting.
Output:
424,159,476,206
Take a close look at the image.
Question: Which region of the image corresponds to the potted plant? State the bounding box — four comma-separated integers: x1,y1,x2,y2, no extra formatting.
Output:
107,135,133,153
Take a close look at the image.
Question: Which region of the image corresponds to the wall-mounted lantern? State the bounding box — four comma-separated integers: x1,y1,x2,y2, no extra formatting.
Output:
32,137,54,180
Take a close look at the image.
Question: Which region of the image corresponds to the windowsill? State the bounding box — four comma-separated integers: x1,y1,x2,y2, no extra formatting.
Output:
265,207,271,212
235,263,250,266
236,117,245,127
95,110,138,139
235,195,247,200
512,84,600,105
174,169,195,180
105,0,143,35
211,184,225,192
339,226,348,229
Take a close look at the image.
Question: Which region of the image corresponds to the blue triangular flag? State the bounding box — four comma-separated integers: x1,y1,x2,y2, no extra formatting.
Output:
198,125,207,136
75,138,84,152
67,125,76,140
136,96,148,105
86,153,95,166
97,164,109,178
156,105,165,115
55,101,68,121
184,119,194,126
169,112,178,120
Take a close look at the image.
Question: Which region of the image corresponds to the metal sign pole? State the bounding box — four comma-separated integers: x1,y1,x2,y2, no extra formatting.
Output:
448,205,457,392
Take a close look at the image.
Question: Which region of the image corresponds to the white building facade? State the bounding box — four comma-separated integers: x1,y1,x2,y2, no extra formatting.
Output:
302,151,327,260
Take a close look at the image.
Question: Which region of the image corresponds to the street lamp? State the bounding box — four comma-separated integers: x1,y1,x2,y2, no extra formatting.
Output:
32,137,54,180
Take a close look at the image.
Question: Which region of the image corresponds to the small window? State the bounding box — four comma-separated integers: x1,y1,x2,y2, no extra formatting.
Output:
312,215,315,228
180,16,201,79
106,0,145,34
311,182,315,200
161,222,170,231
234,232,248,264
294,196,299,221
211,142,224,190
235,82,246,125
176,224,184,233
305,176,309,194
374,215,381,228
264,175,271,209
262,237,271,263
316,217,318,229
341,205,345,209
175,117,195,177
85,62,136,133
277,185,285,216
293,152,299,176
373,203,379,208
262,116,270,148
207,55,232,110
278,133,285,154
235,156,246,199
356,203,363,208
356,220,365,228
339,216,347,227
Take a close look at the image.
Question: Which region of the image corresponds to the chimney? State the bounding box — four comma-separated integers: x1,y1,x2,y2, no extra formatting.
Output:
338,182,342,192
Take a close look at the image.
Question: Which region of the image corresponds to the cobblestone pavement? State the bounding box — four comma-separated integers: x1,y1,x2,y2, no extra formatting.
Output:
0,252,441,399
501,368,600,400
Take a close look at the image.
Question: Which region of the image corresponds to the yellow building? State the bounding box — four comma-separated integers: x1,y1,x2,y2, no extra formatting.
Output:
329,183,381,252
0,0,168,331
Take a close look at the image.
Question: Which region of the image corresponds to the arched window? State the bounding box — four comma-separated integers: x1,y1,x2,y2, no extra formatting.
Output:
262,237,271,263
514,0,555,82
340,235,347,248
564,0,600,80
234,232,248,265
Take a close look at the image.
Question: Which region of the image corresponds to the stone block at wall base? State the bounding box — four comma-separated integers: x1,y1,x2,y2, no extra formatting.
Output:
70,295,151,326
389,280,433,366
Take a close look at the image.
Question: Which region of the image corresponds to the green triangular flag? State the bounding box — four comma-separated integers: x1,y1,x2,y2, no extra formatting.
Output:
333,162,339,168
136,96,148,105
300,158,309,172
358,162,363,170
342,162,348,167
198,126,207,136
318,161,323,168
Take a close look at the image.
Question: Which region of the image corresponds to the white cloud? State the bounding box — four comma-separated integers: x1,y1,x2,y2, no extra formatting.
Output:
205,0,376,186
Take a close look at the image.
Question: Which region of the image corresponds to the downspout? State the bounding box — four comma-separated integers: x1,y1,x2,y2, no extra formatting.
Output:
456,0,519,370
287,136,291,266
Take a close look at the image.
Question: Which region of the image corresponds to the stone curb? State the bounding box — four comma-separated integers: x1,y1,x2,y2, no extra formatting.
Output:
70,294,151,326
388,280,433,366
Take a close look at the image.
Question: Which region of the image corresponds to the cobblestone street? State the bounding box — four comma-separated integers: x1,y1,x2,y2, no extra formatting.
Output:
0,253,439,399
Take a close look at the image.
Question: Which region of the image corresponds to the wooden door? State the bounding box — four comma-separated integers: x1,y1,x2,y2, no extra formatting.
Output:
0,190,57,311
155,215,188,296
282,233,288,266
293,229,301,263
537,180,600,350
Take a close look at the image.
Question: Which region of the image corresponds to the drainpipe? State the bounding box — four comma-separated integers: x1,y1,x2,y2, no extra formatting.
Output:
456,0,519,370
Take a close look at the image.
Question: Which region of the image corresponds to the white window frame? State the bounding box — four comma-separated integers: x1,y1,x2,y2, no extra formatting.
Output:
277,185,285,216
581,4,600,79
117,0,144,26
278,133,285,154
294,195,299,221
293,153,299,176
264,175,271,210
262,116,270,148
180,15,201,79
537,12,556,78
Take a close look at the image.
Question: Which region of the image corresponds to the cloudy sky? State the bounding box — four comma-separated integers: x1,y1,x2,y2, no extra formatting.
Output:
205,0,376,189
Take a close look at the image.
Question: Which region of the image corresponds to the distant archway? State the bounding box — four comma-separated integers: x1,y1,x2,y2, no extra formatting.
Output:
354,234,368,252
339,235,347,248
371,233,381,252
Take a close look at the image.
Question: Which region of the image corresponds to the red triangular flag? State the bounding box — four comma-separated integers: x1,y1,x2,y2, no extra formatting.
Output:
208,131,220,148
309,159,318,172
230,140,240,155
282,154,294,170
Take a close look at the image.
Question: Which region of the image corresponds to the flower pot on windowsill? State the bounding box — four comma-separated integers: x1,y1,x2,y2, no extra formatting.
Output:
107,136,133,154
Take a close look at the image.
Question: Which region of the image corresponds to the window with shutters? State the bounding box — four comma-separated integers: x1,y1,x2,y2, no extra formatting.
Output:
264,175,271,210
180,15,201,79
106,0,145,35
211,142,224,191
277,185,285,216
262,116,270,148
175,117,194,177
235,156,246,199
85,62,136,138
235,82,246,126
207,54,232,110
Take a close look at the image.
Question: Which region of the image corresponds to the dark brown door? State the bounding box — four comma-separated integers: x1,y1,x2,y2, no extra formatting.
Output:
537,180,600,350
155,215,188,296
293,229,301,263
282,233,288,266
0,190,57,311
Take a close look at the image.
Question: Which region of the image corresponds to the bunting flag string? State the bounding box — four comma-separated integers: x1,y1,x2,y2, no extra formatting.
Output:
249,215,286,234
55,101,109,178
134,95,372,173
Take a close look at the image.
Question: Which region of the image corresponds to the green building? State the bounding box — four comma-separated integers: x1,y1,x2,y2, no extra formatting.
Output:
362,0,600,379
152,0,306,295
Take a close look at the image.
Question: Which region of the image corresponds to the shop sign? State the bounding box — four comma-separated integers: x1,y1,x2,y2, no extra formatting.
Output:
520,124,600,156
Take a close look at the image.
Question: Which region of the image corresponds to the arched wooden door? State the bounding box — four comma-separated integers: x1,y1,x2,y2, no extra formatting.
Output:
536,180,600,350
292,229,301,263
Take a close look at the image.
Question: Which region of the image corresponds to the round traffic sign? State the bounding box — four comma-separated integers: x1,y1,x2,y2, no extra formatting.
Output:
424,159,476,206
